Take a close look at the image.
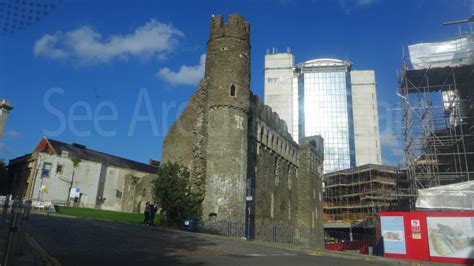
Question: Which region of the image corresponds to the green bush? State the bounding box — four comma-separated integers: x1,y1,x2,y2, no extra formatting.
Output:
152,162,199,225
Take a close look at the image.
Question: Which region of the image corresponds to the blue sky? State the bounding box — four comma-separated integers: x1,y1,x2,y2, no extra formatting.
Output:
0,0,470,166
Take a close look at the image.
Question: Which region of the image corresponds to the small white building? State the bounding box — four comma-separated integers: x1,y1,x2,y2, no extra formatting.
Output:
12,137,158,213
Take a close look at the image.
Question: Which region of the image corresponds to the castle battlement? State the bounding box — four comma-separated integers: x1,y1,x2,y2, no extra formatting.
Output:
251,94,293,143
301,136,325,159
209,14,250,41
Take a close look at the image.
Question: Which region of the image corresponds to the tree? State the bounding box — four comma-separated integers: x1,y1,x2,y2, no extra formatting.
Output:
152,162,199,225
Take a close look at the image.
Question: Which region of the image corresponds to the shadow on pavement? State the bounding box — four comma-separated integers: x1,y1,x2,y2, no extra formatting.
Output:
26,214,222,265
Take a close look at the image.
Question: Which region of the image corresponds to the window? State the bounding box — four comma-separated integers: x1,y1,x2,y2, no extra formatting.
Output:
230,84,236,96
42,163,52,177
56,164,64,174
116,190,123,198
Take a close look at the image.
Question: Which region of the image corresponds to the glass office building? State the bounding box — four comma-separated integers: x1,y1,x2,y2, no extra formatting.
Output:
265,52,381,174
295,59,356,173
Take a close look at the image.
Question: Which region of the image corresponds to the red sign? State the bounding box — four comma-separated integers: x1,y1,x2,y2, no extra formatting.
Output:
380,211,474,265
411,219,421,239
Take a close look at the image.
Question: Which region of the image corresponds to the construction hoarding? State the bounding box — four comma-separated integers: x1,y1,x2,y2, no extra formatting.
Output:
380,211,474,264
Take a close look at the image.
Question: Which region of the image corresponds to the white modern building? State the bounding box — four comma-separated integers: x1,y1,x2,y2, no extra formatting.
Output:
351,70,382,166
264,51,381,173
264,51,295,133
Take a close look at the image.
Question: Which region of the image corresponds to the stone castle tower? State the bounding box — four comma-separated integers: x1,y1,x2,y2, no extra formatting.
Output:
162,14,324,245
204,15,251,222
162,14,252,223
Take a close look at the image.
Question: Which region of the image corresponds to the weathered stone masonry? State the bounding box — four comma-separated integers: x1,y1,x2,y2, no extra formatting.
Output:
162,14,324,246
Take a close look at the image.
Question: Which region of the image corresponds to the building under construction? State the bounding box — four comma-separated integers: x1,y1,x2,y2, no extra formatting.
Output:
399,20,474,202
323,164,407,229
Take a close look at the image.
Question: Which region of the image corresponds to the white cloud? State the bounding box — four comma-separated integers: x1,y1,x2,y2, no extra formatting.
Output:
4,130,20,138
0,143,11,153
34,19,184,65
380,130,405,165
156,54,205,85
391,148,404,157
354,0,378,6
34,34,69,60
338,0,379,14
380,130,399,148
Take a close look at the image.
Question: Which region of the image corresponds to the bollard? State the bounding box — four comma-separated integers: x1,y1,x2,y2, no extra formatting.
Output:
17,200,32,255
272,226,276,242
3,199,23,266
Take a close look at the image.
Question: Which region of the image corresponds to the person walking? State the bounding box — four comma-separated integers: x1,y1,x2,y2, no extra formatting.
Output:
149,203,158,226
144,201,151,225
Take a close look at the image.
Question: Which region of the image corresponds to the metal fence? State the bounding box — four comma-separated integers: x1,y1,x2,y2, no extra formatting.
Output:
197,221,245,238
0,195,38,265
254,225,323,247
197,221,324,248
196,220,383,256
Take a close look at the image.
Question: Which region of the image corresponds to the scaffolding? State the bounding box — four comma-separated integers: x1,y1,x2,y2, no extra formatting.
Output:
323,164,405,225
400,30,474,200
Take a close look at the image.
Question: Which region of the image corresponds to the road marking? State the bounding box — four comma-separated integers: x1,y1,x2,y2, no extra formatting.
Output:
25,232,61,266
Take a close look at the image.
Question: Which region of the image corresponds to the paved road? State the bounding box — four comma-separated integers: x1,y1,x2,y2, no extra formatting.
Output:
27,214,391,266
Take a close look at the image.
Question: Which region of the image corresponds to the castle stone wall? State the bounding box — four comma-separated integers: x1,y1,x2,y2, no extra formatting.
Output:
162,80,209,203
297,136,324,247
161,14,324,246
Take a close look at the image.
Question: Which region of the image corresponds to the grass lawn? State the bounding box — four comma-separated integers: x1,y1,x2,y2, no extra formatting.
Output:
57,206,158,224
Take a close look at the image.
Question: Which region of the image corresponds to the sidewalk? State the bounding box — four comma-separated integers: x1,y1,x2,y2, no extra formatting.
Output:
163,227,441,266
0,213,59,266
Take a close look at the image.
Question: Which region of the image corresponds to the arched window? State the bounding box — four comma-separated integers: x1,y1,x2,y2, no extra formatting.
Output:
230,84,236,96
